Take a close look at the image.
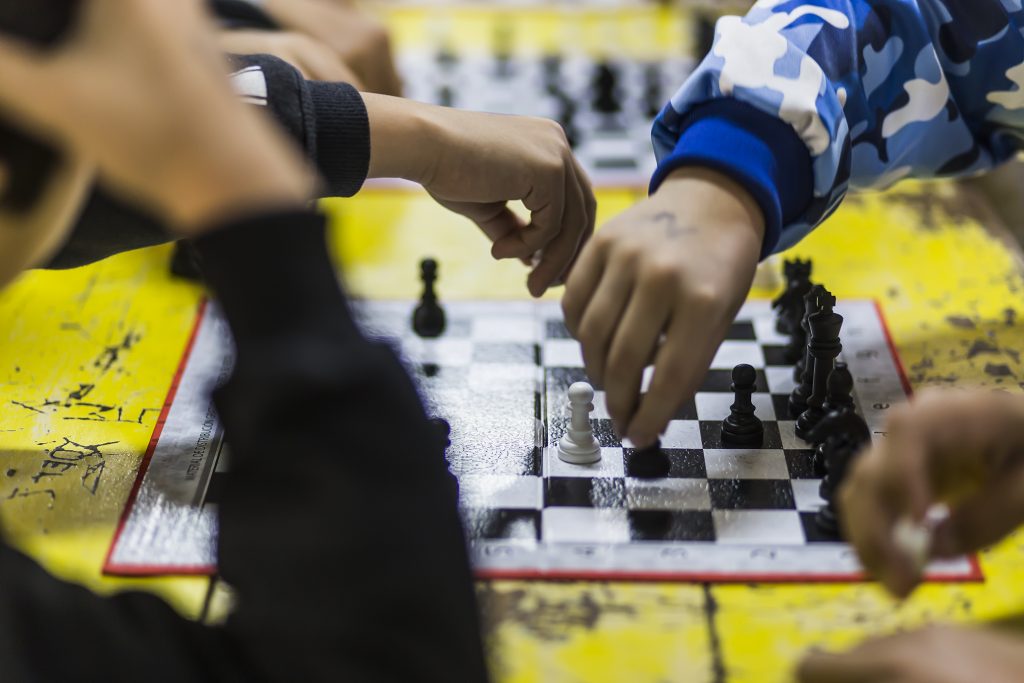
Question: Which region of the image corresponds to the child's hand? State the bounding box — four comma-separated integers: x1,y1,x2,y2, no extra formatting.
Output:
218,29,364,87
561,167,764,446
798,624,1024,683
365,95,595,298
263,0,401,96
840,388,1024,598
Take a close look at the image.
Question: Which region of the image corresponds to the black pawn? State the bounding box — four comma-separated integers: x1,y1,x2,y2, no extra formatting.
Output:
412,258,446,338
811,363,854,476
430,417,459,498
788,286,827,417
773,258,813,335
721,364,763,447
642,63,663,119
795,296,844,441
630,439,671,479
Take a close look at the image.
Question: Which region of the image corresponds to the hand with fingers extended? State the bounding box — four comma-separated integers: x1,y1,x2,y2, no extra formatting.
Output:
0,0,313,233
839,387,1024,599
560,167,764,447
797,624,1024,683
364,94,596,298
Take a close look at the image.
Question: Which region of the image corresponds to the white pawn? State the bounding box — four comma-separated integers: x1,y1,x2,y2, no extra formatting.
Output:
557,382,601,464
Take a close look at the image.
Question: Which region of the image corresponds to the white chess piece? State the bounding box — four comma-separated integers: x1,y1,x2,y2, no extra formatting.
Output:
557,382,601,464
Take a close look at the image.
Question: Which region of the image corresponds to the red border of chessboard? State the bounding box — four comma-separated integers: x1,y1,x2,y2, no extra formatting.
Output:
104,299,215,577
104,298,984,583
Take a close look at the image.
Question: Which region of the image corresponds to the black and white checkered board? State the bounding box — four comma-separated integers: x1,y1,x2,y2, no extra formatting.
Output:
105,300,980,582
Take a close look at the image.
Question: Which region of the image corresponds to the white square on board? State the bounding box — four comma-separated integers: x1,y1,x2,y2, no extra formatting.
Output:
713,510,805,545
541,508,631,543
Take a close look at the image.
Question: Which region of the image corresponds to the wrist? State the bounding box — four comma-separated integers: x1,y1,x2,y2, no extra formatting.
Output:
364,93,436,184
654,166,765,258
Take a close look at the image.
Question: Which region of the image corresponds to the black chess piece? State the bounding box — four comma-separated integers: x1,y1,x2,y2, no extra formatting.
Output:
436,45,458,71
805,407,870,537
437,85,454,108
642,63,663,119
542,53,562,95
773,258,813,335
630,439,671,479
430,417,459,499
721,364,764,447
591,61,621,115
795,295,844,441
811,363,855,476
788,286,827,417
169,241,203,282
412,258,446,338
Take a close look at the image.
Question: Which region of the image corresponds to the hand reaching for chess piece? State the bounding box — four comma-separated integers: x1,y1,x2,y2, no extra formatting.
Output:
561,166,763,447
840,388,1024,599
364,94,596,298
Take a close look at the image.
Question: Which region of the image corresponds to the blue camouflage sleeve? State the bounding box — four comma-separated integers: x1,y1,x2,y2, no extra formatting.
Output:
652,0,1024,256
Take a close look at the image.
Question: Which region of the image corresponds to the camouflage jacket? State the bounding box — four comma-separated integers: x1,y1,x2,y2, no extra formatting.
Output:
652,0,1023,255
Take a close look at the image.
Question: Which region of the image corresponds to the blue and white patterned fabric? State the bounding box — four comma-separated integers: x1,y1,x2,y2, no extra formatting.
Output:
652,0,1024,255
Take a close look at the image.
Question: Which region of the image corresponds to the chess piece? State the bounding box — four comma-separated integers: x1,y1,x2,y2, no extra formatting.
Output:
811,363,855,476
437,85,454,108
557,382,601,464
430,417,459,499
412,258,446,338
721,364,764,447
786,280,822,366
642,63,662,119
805,407,870,537
630,439,670,479
773,258,813,335
591,61,621,115
789,286,828,417
796,295,844,440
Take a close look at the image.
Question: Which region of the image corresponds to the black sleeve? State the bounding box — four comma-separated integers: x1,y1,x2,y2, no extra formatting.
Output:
195,211,489,683
0,209,488,682
44,54,370,270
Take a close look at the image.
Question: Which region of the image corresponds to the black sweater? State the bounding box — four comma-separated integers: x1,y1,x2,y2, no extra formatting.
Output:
0,211,490,682
46,54,370,270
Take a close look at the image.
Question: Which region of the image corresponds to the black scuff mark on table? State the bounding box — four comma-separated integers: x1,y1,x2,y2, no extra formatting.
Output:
946,315,976,329
703,585,726,683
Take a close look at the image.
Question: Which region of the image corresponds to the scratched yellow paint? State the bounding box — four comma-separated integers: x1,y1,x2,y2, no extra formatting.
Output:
0,244,209,617
479,582,714,683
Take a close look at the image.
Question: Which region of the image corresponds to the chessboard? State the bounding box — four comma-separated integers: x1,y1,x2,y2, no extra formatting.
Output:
104,299,981,582
396,49,694,188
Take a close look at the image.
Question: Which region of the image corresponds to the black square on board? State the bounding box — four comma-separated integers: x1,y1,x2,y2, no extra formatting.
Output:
699,421,782,449
784,449,819,479
547,418,620,447
463,509,540,541
726,321,756,340
800,511,841,543
545,477,626,508
672,398,698,420
628,510,716,541
771,394,793,420
699,369,769,393
709,479,796,510
762,345,792,367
